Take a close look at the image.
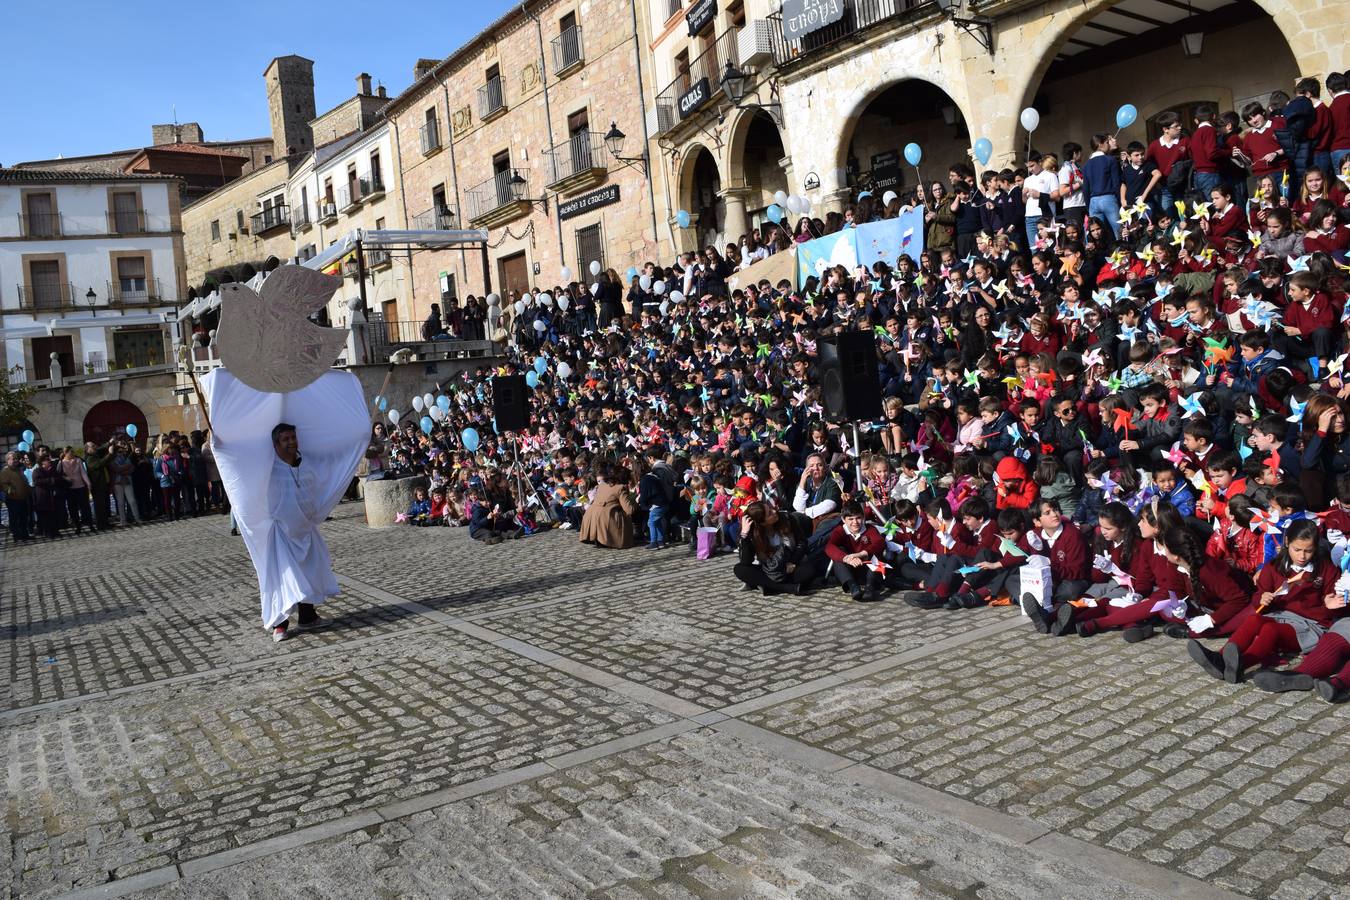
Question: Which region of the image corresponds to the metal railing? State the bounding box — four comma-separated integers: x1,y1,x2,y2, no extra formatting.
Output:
420,119,442,154
654,28,741,134
465,169,524,220
411,207,459,230
477,76,506,119
551,25,584,74
545,130,606,184
367,249,392,269
338,185,361,211
16,282,75,310
366,318,498,362
107,209,149,234
319,200,338,222
107,278,164,305
250,205,289,234
18,212,62,238
766,0,936,68
292,206,313,231
360,175,385,199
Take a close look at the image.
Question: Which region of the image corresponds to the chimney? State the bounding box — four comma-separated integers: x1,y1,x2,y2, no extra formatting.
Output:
356,72,372,96
377,84,387,99
413,58,440,81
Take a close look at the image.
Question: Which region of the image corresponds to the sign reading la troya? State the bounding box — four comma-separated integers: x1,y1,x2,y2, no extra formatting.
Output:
780,0,846,40
558,184,620,221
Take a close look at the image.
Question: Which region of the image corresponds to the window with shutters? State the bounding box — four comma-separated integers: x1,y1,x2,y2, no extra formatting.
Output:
575,224,605,277
117,256,148,299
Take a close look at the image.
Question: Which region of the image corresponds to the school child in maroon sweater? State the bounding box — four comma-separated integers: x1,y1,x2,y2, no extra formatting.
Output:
1053,503,1155,636
944,506,1033,609
1191,520,1341,683
1018,498,1091,632
1072,500,1182,639
826,502,888,602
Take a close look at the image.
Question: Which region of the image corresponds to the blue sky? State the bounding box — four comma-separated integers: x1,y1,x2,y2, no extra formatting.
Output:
1,0,507,165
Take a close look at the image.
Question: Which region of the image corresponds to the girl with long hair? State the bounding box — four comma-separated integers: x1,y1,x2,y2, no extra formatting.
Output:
733,500,818,595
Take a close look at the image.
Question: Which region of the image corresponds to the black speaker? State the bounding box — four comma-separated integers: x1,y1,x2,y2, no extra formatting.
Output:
492,375,530,432
818,331,882,423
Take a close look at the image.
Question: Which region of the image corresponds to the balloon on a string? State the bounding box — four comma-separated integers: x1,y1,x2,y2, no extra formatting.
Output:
422,392,434,410
1020,107,1040,132
973,137,993,166
412,396,425,412
428,406,443,422
639,274,652,291
486,293,500,307
436,394,450,411
903,143,923,167
525,370,539,388
514,300,526,315
800,196,812,214
533,319,547,332
122,425,135,440
626,266,639,280
534,356,548,375
653,280,666,295
659,300,670,316
539,292,554,308
16,441,29,452
22,429,36,443
773,190,789,208
589,260,601,276
882,190,898,207
1115,103,1138,130
669,290,684,304
559,266,572,283
675,209,691,229
590,282,601,297
557,361,573,379
389,409,401,425
376,395,389,412
420,415,434,435
557,296,570,311
766,204,784,224
461,427,480,452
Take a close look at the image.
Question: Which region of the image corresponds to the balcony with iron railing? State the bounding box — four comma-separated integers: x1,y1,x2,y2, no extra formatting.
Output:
654,28,741,135
411,207,459,230
18,212,63,238
359,175,386,201
366,317,499,363
338,185,362,214
367,249,392,271
16,281,75,311
544,130,608,193
292,204,313,233
250,204,290,235
551,25,585,76
420,119,442,155
107,278,164,306
107,208,151,235
465,169,530,228
319,199,339,224
477,76,506,121
766,0,938,70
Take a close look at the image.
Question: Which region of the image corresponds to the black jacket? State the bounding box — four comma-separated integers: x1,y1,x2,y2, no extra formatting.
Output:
737,511,813,581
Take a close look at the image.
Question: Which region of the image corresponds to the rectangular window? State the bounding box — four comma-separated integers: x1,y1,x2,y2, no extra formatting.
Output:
29,259,63,308
727,0,745,28
111,191,139,233
675,49,691,92
236,209,245,234
575,223,605,276
117,256,148,299
492,151,513,208
375,217,385,230
24,192,57,237
300,186,309,220
370,151,382,187
210,220,221,242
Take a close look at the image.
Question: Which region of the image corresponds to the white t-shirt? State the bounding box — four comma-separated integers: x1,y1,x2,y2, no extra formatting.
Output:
1057,162,1085,209
1024,169,1060,217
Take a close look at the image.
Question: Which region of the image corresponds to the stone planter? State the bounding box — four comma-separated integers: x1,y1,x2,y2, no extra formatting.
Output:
363,474,429,527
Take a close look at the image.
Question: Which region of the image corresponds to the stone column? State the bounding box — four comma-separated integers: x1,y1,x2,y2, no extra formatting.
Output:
821,188,853,216
722,188,751,243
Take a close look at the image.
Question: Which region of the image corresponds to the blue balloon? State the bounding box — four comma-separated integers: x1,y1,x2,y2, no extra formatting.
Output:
626,266,639,281
903,142,923,167
125,424,137,439
525,370,539,389
973,138,993,166
766,204,784,224
675,209,691,229
461,427,480,452
376,395,389,412
16,441,29,452
436,394,450,411
419,415,434,435
533,356,548,375
21,429,35,443
1115,103,1138,130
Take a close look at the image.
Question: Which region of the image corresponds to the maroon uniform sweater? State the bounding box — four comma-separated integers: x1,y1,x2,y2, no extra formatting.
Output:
1253,560,1340,628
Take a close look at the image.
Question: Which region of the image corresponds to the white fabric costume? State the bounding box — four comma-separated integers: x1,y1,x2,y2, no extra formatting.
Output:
203,369,368,629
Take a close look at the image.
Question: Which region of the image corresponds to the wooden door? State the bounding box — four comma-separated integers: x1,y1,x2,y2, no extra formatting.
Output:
498,252,529,298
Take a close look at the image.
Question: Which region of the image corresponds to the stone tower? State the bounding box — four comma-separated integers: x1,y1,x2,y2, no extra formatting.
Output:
263,55,316,161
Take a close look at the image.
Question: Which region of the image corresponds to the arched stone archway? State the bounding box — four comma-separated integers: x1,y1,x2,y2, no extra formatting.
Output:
83,399,148,448
724,106,790,236
676,144,725,252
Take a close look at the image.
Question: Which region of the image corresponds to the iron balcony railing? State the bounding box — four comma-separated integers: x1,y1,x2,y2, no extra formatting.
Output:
319,199,338,222
766,0,936,68
107,209,150,234
250,205,290,234
420,119,442,154
545,130,606,185
16,281,75,310
465,169,525,220
360,176,386,199
654,28,741,134
367,317,498,362
551,25,584,74
338,185,361,212
18,212,62,238
292,205,313,232
107,278,164,305
411,207,459,230
367,249,392,269
477,76,506,119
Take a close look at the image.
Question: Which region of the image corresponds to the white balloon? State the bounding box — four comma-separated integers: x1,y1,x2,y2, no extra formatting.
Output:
773,190,789,208
560,266,573,282
800,197,812,215
653,280,666,295
428,406,443,421
659,300,670,316
639,274,652,291
514,300,526,315
486,292,501,307
1020,107,1040,132
790,195,806,214
412,396,425,412
557,361,573,379
533,319,547,332
882,190,898,206
670,290,684,304
558,296,570,310
540,292,554,307
389,409,401,425
590,282,601,297
589,260,601,277
423,392,435,409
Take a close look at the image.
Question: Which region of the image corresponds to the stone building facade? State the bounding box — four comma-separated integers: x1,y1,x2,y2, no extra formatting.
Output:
384,0,668,322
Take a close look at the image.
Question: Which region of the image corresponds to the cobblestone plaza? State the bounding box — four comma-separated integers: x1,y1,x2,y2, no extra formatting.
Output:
4,506,1349,898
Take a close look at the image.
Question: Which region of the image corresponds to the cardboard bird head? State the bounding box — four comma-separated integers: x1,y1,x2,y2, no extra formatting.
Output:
216,265,346,393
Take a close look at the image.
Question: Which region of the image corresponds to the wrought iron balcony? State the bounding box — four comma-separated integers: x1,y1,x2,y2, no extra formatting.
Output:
368,249,392,270
107,209,150,234
465,169,530,227
338,186,362,213
551,25,585,76
544,130,608,192
250,205,290,235
359,176,386,200
654,28,741,134
477,76,506,121
766,0,937,70
292,206,313,233
107,278,164,306
319,200,338,224
18,212,62,238
411,207,459,230
16,281,75,310
420,119,442,155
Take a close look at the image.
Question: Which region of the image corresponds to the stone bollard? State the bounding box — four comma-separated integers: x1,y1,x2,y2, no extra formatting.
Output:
363,474,429,527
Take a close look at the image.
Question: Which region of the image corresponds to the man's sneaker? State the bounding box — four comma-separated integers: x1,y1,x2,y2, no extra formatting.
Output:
1021,593,1050,634
1051,603,1078,637
559,522,573,530
1251,669,1314,693
1122,624,1154,643
272,624,289,643
1188,639,1225,680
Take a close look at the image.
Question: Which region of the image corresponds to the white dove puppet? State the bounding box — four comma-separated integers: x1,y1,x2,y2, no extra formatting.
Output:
203,266,369,630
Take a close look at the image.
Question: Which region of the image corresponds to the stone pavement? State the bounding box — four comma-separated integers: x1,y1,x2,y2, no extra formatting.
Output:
2,505,1347,899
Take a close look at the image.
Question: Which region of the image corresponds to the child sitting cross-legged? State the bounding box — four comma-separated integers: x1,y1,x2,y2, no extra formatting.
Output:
405,486,433,526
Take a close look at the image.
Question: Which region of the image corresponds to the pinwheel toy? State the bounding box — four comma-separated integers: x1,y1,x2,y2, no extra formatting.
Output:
866,556,891,576
1286,396,1307,424
1179,394,1206,419
1112,406,1135,437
